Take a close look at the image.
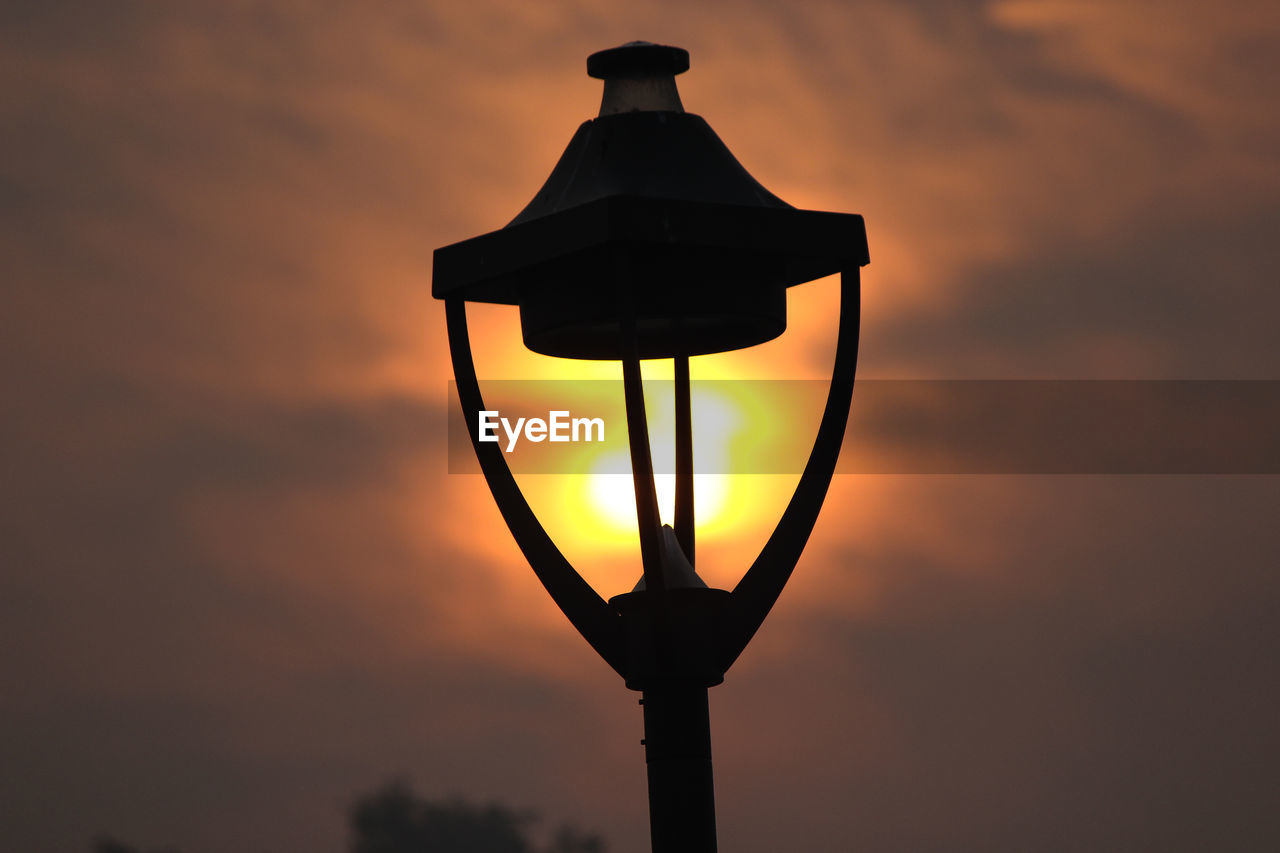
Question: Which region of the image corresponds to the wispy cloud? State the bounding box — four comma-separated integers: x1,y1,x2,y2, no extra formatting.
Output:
2,2,1277,851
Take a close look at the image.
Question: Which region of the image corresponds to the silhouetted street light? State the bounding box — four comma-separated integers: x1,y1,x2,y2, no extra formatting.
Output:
433,42,869,853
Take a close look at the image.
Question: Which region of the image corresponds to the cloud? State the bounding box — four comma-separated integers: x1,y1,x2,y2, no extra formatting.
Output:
871,199,1280,376
2,1,1278,851
715,475,1280,851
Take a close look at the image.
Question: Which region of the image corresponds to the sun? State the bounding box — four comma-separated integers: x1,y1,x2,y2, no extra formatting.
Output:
575,383,746,536
511,368,817,586
586,459,730,533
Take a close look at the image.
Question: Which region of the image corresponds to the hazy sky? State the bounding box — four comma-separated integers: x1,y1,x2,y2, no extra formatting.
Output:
3,2,1278,851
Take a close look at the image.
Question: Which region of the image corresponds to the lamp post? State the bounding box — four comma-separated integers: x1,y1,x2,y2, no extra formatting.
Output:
433,42,869,853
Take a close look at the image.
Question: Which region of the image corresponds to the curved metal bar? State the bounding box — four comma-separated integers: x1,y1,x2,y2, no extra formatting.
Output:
674,355,695,565
621,323,666,595
445,298,627,676
719,268,862,670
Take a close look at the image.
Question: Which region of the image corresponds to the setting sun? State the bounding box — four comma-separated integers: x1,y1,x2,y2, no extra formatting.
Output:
586,461,731,533
579,383,743,535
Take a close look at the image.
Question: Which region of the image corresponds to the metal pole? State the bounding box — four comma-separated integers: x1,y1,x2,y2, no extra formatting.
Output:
642,684,717,852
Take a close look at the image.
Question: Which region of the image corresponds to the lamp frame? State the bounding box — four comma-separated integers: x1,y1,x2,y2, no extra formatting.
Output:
444,265,862,852
435,41,869,853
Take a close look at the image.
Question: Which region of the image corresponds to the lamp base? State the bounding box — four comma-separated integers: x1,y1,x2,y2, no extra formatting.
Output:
608,588,731,690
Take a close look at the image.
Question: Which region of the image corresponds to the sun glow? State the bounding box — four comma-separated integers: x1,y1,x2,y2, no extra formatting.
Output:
580,383,742,532
467,292,839,587
586,462,731,533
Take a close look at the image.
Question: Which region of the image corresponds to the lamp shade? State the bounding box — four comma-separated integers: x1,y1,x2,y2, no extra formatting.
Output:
432,42,868,360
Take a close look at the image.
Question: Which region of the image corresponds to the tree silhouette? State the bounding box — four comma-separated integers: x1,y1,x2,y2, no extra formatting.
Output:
351,781,529,853
546,825,605,853
89,779,606,853
350,780,606,853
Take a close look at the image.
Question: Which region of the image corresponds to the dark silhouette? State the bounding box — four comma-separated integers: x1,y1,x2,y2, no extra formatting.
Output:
436,40,866,852
351,782,528,853
90,780,605,853
350,780,605,853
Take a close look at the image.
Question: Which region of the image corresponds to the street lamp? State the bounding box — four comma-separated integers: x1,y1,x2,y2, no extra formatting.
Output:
433,42,869,853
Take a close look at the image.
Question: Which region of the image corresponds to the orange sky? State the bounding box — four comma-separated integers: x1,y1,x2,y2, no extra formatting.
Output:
3,2,1279,851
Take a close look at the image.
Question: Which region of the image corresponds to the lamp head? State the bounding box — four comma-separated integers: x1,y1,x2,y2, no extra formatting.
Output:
432,42,868,360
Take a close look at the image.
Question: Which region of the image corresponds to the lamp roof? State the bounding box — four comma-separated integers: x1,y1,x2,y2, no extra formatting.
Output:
432,42,868,357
